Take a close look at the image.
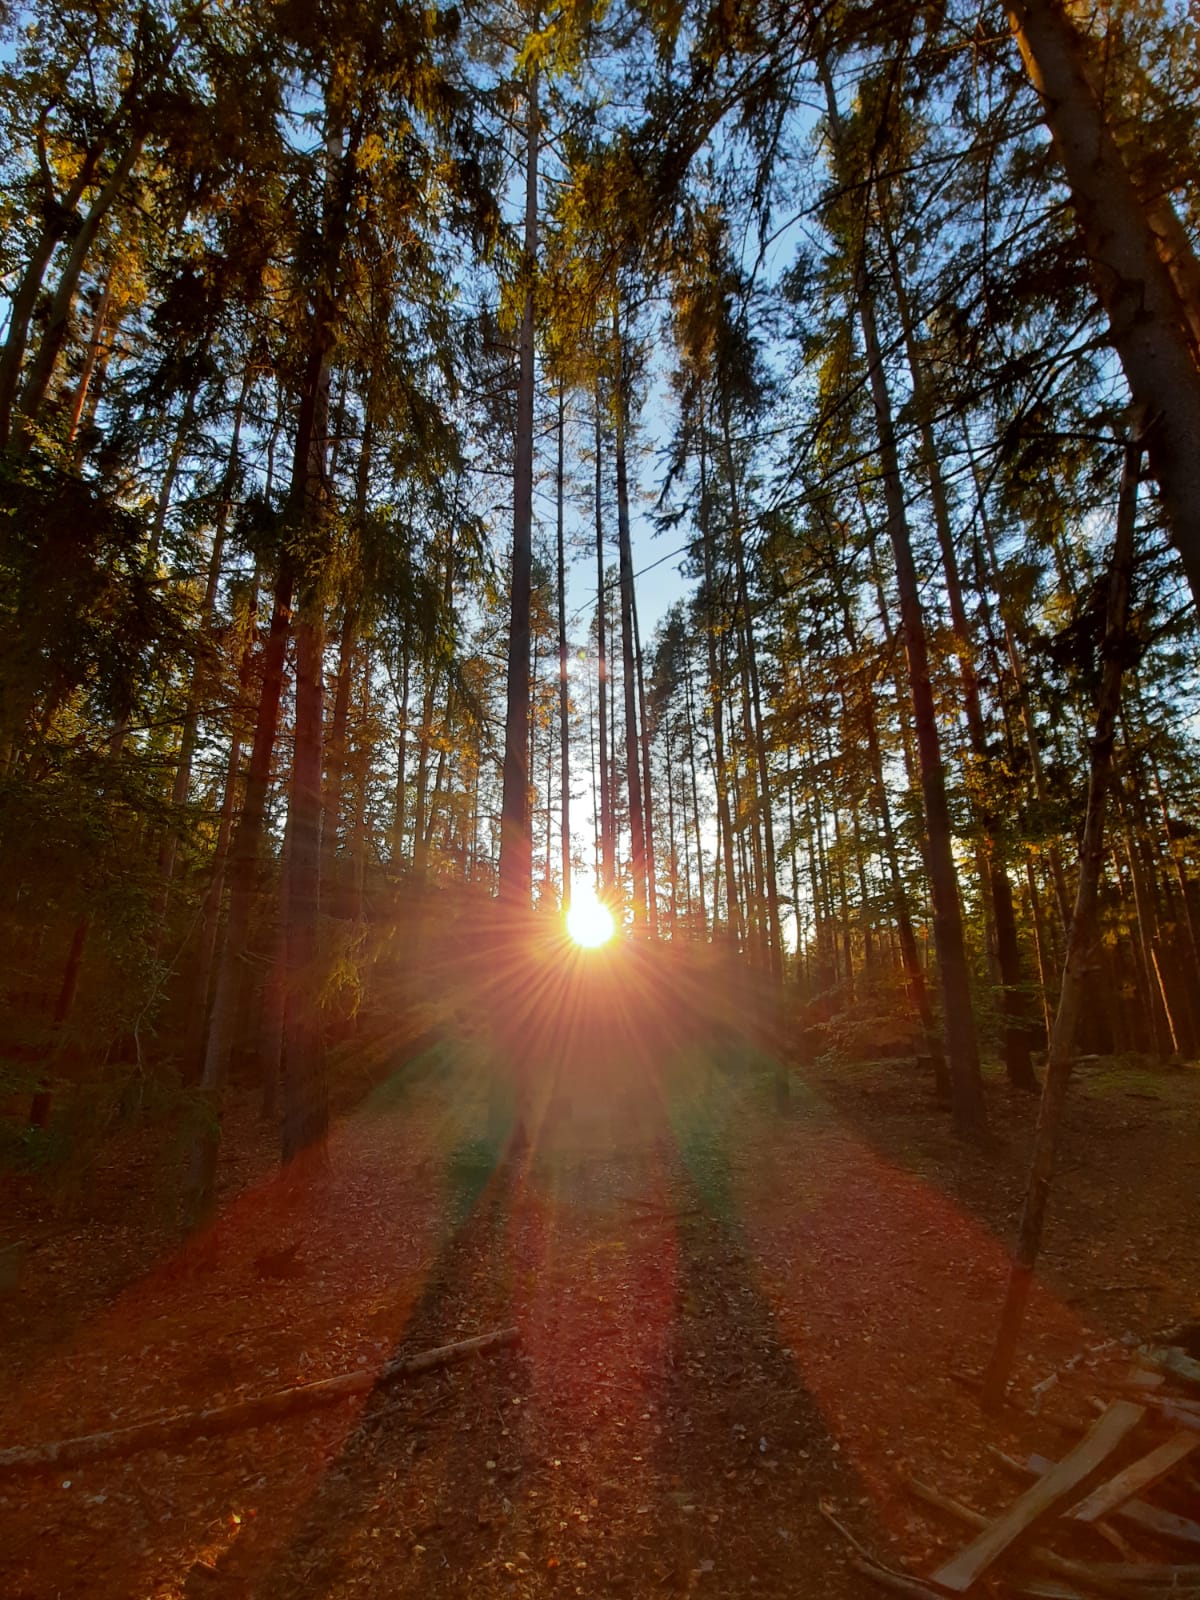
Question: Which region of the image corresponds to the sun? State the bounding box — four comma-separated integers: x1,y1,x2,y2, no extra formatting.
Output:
565,890,616,949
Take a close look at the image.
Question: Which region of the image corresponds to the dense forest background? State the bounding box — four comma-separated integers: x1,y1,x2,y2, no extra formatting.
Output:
2,0,1199,1203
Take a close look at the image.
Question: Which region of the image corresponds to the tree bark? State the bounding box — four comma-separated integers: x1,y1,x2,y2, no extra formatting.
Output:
614,296,647,930
498,64,538,906
1009,0,1200,608
848,251,987,1137
594,396,614,896
880,209,1037,1090
556,389,571,908
16,133,147,435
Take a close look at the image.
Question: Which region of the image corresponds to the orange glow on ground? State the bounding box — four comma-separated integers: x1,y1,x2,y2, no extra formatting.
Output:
1,926,1130,1600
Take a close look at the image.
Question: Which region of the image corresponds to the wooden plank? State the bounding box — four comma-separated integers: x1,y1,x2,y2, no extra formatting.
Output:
930,1400,1145,1593
905,1477,1163,1600
1012,1451,1200,1550
1142,1346,1200,1393
1070,1431,1198,1523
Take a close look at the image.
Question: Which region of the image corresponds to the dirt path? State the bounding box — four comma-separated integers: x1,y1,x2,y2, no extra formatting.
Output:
1,1042,1196,1599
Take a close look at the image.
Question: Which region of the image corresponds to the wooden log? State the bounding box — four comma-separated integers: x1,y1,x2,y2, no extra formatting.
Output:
1070,1432,1198,1523
0,1326,520,1475
930,1400,1145,1592
991,1446,1200,1551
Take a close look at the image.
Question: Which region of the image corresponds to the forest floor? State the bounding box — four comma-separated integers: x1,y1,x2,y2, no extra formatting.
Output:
1,1031,1198,1600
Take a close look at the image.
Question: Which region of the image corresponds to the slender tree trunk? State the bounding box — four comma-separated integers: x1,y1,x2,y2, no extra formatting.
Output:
556,389,571,908
66,262,115,446
391,645,410,867
498,63,538,907
27,917,91,1128
699,392,740,945
982,415,1142,1407
613,297,647,930
157,381,249,900
880,208,1037,1090
631,580,658,935
594,398,614,896
722,398,783,980
184,587,259,1084
685,671,708,941
184,557,293,1214
849,256,987,1136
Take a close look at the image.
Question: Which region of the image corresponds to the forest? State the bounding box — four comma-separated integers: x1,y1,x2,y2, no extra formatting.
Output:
1,0,1199,1596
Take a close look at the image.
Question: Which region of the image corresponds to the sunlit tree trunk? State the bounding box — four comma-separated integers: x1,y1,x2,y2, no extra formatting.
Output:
854,256,987,1138
17,134,147,436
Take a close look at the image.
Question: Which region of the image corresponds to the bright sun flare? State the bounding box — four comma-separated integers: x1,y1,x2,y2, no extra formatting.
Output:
565,892,616,949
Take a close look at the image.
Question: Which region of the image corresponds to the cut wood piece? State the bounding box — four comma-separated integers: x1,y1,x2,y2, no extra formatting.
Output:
1142,1347,1200,1393
1152,1399,1200,1432
1125,1368,1167,1391
0,1326,520,1475
992,1449,1200,1550
930,1400,1145,1592
1070,1432,1198,1523
904,1477,1195,1600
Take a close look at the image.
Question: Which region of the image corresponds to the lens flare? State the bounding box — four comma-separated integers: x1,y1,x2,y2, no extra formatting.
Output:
565,890,616,948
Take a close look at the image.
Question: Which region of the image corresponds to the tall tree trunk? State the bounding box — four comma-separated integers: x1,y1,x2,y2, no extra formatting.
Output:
391,645,410,868
614,298,647,930
157,380,249,900
498,63,538,906
684,670,708,941
323,403,374,906
880,207,1037,1090
699,390,740,945
185,557,294,1216
722,397,783,979
556,389,571,909
594,397,614,896
982,414,1143,1407
183,582,259,1085
631,580,658,935
1008,0,1200,607
848,252,987,1137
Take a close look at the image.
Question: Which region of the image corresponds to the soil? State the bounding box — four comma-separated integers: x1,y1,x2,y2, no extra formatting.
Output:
1,1040,1198,1600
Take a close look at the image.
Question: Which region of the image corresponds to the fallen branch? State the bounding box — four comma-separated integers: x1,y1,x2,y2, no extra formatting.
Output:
0,1326,520,1476
818,1501,945,1600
